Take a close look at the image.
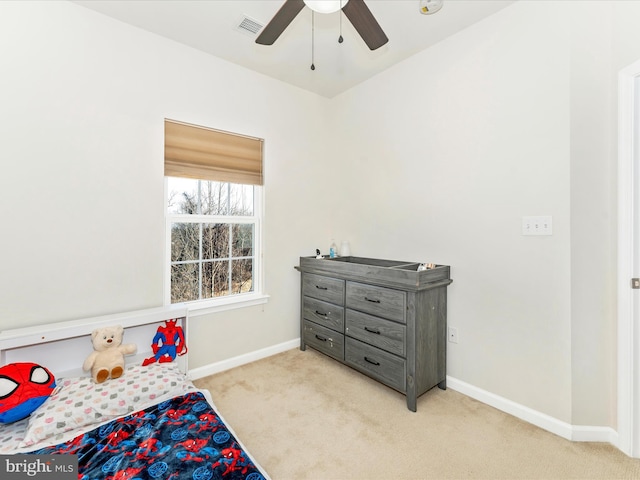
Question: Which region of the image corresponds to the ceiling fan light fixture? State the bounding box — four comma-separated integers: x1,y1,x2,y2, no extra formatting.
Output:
419,0,443,15
303,0,349,15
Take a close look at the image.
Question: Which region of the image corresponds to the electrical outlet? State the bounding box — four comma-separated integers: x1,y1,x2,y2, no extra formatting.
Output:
448,326,458,344
522,216,552,236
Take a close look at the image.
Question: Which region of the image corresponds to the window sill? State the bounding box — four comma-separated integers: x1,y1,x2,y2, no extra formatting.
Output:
180,293,270,318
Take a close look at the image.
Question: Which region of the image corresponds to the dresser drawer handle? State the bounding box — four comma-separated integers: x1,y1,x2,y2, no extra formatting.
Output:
315,285,328,290
315,334,328,342
364,356,380,366
364,326,381,335
364,297,381,303
315,310,328,317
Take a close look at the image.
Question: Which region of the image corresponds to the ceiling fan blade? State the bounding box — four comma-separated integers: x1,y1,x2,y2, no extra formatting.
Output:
342,0,389,51
256,0,306,45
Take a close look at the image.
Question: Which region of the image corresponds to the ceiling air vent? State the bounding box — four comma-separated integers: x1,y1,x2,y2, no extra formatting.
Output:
236,16,264,37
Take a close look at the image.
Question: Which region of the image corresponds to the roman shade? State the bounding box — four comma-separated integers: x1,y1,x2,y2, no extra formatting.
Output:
164,119,263,185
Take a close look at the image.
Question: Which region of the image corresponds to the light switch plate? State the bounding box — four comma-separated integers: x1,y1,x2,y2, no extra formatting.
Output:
522,216,552,236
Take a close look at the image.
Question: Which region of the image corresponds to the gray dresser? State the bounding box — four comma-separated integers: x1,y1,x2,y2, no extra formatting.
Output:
296,256,452,411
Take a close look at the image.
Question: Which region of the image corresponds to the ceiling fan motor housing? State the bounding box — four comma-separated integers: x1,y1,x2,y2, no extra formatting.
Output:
303,1,349,14
256,0,388,51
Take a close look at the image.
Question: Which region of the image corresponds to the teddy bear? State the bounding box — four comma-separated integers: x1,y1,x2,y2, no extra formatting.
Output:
83,325,137,383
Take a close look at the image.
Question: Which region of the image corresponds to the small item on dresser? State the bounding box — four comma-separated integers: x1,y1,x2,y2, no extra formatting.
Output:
417,263,436,271
142,319,188,366
0,362,56,423
83,325,137,384
329,239,338,258
315,248,323,259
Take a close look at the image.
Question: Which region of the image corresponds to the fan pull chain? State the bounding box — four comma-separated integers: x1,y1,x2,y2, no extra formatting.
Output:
338,0,344,44
310,11,315,70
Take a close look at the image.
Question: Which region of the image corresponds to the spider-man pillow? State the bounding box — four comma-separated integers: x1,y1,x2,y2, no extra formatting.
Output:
0,363,56,424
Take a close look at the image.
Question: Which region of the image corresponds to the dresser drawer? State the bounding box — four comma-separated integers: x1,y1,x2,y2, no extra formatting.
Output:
346,282,406,323
303,273,345,305
303,320,345,361
303,296,344,331
345,309,405,357
345,337,406,392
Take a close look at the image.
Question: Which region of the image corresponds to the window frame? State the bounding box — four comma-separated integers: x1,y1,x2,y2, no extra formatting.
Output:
163,177,268,316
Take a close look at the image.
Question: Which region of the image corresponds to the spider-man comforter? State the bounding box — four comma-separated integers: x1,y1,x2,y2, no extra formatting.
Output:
27,391,267,480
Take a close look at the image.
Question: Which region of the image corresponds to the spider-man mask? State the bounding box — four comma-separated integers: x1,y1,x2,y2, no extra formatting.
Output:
0,362,56,423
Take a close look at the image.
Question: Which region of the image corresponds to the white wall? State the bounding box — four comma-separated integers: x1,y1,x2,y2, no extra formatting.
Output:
569,0,640,427
568,3,616,428
330,1,573,422
0,1,331,367
329,0,640,427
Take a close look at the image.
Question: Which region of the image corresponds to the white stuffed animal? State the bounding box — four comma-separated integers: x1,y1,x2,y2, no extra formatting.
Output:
83,325,137,383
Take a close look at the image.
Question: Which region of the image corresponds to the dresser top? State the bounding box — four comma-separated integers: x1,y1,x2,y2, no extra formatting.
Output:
297,256,452,291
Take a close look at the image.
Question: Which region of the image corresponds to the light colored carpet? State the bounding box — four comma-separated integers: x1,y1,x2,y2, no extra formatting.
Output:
193,348,640,480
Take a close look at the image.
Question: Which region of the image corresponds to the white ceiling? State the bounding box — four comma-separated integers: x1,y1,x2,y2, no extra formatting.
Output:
72,0,514,98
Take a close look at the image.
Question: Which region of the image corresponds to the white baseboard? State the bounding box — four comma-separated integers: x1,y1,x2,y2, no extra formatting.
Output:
188,338,300,380
447,376,618,446
571,425,619,446
188,344,619,448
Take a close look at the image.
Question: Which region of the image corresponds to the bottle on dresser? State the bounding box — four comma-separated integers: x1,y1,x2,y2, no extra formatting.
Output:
329,240,338,258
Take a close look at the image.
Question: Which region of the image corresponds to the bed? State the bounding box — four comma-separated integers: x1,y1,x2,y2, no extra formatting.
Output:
0,307,269,480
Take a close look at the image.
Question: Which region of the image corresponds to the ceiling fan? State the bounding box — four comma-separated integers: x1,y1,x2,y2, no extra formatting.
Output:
255,0,389,51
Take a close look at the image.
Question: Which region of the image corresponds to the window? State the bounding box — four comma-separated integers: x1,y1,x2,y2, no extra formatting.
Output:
164,120,265,310
167,178,259,303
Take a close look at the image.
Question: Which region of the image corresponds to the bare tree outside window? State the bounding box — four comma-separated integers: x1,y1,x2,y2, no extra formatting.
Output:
168,178,256,304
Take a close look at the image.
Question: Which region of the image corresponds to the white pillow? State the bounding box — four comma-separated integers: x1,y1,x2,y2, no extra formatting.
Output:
0,418,27,454
19,362,196,448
